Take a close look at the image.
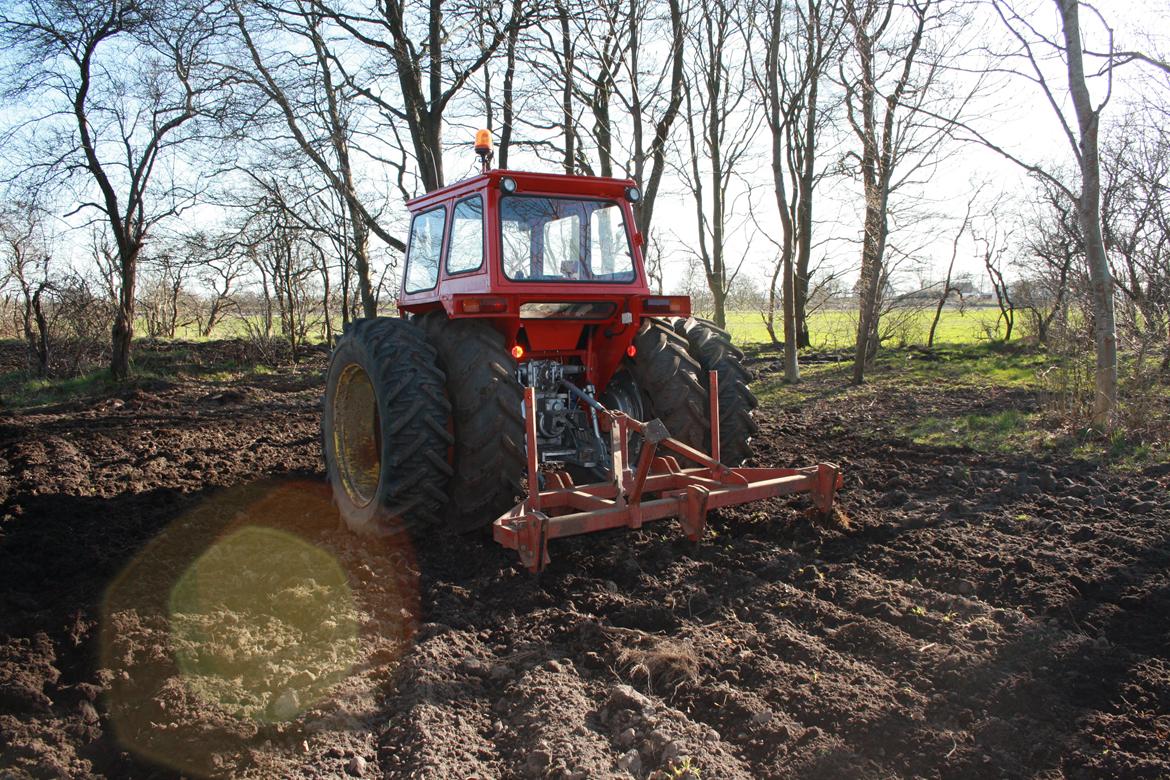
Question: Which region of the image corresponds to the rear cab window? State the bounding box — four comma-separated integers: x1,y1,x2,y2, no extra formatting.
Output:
500,196,635,283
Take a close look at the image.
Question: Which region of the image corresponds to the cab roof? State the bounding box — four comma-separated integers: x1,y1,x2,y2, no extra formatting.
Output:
406,169,638,213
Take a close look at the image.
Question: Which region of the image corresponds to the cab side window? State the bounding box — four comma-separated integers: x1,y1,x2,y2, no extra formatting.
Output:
446,196,484,275
404,206,446,293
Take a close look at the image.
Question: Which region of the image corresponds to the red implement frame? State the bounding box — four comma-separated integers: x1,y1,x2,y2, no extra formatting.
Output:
493,371,843,572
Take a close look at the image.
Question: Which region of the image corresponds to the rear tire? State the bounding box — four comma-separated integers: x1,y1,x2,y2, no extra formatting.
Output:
419,312,526,530
672,317,759,465
628,318,708,455
322,317,453,535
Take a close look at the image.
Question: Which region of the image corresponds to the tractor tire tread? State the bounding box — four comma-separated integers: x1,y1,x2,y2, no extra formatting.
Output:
629,317,708,454
322,317,453,536
420,312,526,530
672,316,759,465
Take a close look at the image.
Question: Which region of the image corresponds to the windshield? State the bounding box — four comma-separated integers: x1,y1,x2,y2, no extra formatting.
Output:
500,196,636,283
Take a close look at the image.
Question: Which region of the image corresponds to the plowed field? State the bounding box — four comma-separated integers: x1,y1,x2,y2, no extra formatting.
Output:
2,343,1167,779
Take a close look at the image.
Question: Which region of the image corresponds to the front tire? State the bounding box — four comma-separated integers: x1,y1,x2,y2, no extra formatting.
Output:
322,318,453,535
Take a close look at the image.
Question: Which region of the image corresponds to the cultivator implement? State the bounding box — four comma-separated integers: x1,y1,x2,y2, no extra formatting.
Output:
493,371,843,573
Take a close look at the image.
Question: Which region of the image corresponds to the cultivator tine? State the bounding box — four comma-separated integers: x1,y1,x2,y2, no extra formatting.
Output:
515,510,550,573
524,387,540,511
492,368,844,572
709,370,721,463
680,485,710,541
812,462,843,517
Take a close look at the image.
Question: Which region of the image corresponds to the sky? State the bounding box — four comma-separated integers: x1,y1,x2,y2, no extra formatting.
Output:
3,0,1166,303
482,0,1168,297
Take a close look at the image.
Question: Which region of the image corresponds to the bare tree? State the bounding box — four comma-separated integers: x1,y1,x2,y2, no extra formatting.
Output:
139,239,200,339
680,0,761,329
0,200,55,375
237,186,321,360
194,234,249,337
505,0,686,241
942,1,1120,424
0,0,225,379
1002,176,1076,346
978,228,1014,343
1052,0,1118,424
568,0,688,236
750,0,843,380
926,194,976,349
320,0,530,193
627,0,687,236
841,0,931,383
1100,112,1170,366
227,0,410,316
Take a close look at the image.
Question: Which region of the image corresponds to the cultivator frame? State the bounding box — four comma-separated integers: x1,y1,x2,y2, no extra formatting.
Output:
493,371,843,572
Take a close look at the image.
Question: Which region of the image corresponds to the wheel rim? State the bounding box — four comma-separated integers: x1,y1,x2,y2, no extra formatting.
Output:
600,370,645,420
600,370,647,462
332,363,381,508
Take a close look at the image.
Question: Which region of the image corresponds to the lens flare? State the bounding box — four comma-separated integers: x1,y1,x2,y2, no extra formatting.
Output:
100,479,418,777
168,525,359,723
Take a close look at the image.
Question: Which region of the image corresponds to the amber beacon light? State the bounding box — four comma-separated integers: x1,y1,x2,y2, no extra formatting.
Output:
475,128,494,172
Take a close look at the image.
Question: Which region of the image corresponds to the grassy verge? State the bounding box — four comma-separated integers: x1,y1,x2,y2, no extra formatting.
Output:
750,338,1165,467
751,341,1047,407
0,341,284,410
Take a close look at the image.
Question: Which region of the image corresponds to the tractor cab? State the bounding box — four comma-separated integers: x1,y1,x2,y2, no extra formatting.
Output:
397,164,688,393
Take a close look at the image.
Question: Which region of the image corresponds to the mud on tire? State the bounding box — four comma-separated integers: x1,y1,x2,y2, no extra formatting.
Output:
419,312,526,530
322,317,453,535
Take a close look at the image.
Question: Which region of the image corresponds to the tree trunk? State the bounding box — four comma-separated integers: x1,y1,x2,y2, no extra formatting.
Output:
781,248,799,380
852,197,886,384
927,290,947,349
110,248,138,380
711,276,727,330
320,256,333,344
349,214,375,317
30,285,50,377
927,204,969,349
594,81,613,178
557,0,574,175
764,0,800,382
763,256,783,347
1056,0,1117,427
417,113,444,193
794,207,814,349
499,22,518,169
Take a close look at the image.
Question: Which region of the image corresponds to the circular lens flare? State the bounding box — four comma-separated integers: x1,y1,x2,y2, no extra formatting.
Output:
168,525,359,723
100,479,419,777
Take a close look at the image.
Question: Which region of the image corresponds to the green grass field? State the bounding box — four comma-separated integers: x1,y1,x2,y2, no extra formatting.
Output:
720,306,1011,349
150,304,1012,351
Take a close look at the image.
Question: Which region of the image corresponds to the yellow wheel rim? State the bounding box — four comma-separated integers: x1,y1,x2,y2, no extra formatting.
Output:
332,363,380,507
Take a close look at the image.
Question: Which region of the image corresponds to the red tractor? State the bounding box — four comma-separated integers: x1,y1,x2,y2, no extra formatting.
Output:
322,133,839,570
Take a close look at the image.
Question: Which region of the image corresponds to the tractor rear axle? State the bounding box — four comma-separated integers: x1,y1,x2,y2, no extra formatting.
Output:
493,371,843,572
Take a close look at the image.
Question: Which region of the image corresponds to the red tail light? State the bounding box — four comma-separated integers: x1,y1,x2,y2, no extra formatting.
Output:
511,345,525,360
642,296,687,315
626,345,637,358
